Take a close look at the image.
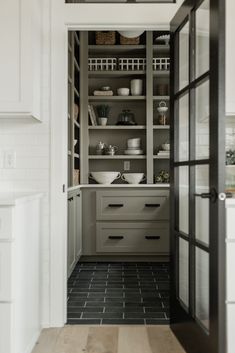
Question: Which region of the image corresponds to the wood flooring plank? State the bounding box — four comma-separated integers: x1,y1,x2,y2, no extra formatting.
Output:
86,326,119,353
54,325,89,353
147,326,186,353
31,328,61,353
118,326,152,353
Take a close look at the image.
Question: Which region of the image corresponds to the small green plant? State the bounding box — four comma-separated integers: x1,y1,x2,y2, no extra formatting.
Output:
96,105,110,118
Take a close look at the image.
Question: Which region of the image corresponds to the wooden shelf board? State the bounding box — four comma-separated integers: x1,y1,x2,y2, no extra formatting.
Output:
153,44,170,53
88,95,146,101
153,125,170,130
153,155,170,159
89,155,146,160
89,125,146,130
153,70,170,77
88,70,146,77
153,96,170,100
88,45,146,53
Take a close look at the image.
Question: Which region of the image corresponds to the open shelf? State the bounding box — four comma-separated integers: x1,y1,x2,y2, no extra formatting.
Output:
88,70,146,78
89,155,146,160
88,95,146,101
89,125,146,130
153,44,170,53
153,70,170,77
153,125,170,130
88,44,146,54
153,96,170,101
153,155,170,159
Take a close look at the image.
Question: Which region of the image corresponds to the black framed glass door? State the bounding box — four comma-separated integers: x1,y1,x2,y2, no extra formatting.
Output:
170,0,226,352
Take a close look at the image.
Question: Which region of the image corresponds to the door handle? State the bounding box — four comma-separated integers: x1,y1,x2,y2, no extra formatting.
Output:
194,188,217,203
68,197,73,201
145,236,161,240
145,204,160,208
108,204,124,208
108,236,124,240
77,194,80,197
218,192,233,201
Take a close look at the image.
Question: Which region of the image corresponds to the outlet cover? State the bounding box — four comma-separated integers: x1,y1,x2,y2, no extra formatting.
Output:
4,150,16,169
124,161,130,171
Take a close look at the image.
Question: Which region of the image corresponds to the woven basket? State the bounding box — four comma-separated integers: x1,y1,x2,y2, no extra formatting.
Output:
95,31,116,45
120,35,140,45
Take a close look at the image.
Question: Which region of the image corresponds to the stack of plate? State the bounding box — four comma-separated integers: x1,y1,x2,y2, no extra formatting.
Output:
124,138,143,155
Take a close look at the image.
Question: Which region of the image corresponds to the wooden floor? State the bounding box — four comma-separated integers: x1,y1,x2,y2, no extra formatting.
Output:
32,325,186,353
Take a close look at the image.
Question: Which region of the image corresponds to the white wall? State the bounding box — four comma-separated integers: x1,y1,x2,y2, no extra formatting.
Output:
0,0,51,326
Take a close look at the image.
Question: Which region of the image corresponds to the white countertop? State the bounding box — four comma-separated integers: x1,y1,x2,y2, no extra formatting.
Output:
0,192,43,206
68,183,169,191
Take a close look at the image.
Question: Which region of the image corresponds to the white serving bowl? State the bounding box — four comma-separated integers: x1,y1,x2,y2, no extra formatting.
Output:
124,149,143,155
122,173,145,184
162,143,170,151
90,171,121,184
117,88,130,96
127,138,141,148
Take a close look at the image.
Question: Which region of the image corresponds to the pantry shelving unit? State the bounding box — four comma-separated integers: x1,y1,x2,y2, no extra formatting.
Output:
67,31,81,187
70,31,170,185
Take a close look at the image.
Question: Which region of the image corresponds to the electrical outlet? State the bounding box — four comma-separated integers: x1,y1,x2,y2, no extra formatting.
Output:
124,161,130,171
4,150,16,169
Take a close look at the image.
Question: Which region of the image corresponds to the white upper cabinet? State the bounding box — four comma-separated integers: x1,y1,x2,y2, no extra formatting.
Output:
0,0,42,121
226,0,235,116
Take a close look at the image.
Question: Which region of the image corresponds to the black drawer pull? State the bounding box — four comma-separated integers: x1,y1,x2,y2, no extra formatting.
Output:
68,197,73,201
108,236,124,240
77,194,80,197
145,236,161,240
108,204,124,208
145,204,160,208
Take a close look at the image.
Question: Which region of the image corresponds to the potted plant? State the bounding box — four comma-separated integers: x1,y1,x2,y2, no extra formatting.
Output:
96,105,110,126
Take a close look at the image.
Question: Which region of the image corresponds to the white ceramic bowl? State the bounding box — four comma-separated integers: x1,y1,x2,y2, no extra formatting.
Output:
162,143,170,151
117,88,130,96
122,173,145,184
90,171,120,184
127,138,141,148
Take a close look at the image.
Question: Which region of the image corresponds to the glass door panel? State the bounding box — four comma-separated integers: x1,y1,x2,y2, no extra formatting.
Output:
195,165,209,245
179,22,189,91
195,248,209,331
178,94,189,162
195,0,210,78
179,166,189,235
179,237,189,308
195,80,210,160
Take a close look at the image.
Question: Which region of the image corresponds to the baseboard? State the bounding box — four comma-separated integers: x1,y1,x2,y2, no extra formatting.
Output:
80,255,170,262
24,329,41,353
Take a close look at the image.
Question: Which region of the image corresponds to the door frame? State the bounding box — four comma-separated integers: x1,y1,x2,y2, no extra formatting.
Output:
169,1,226,352
50,0,196,328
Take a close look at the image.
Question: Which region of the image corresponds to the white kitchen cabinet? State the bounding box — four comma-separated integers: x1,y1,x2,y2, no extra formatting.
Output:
67,189,82,278
226,0,235,116
75,191,82,260
0,0,42,120
0,193,42,353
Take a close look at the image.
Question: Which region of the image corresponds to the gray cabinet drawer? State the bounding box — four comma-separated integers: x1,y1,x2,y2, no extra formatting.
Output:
96,222,169,253
96,190,169,221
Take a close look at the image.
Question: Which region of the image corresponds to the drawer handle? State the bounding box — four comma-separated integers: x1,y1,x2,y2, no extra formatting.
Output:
68,197,74,201
108,204,124,208
108,236,124,240
145,204,160,208
77,194,80,197
145,236,161,240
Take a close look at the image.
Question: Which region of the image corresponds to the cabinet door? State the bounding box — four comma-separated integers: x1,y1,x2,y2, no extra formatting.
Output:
0,0,41,120
67,196,76,278
75,193,82,260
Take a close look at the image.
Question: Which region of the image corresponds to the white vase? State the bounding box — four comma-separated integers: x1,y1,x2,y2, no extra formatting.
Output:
130,79,143,96
98,117,108,126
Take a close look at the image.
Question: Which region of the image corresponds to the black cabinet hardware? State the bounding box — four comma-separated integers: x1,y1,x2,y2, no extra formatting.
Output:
145,204,160,208
108,236,124,240
77,194,80,197
68,197,73,201
108,204,124,208
145,236,161,240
